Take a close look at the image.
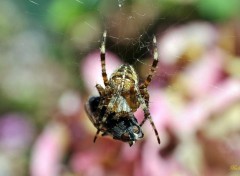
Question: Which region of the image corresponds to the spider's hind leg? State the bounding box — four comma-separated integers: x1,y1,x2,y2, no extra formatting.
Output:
136,88,160,144
139,87,149,126
142,109,161,144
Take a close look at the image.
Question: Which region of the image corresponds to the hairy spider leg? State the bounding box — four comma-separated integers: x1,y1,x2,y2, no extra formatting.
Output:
140,87,150,106
101,30,109,86
143,109,160,144
140,36,159,88
139,87,150,126
136,88,160,144
138,37,158,127
101,89,120,123
93,90,120,142
93,129,100,142
96,84,105,96
93,84,107,142
93,31,109,143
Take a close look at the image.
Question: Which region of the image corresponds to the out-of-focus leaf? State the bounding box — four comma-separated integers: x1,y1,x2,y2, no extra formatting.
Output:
197,0,239,21
46,1,86,31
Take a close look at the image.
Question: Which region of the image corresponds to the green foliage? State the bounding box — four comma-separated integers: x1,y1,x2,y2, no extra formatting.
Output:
197,0,240,21
46,0,99,31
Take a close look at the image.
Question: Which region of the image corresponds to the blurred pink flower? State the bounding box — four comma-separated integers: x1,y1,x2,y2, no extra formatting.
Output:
138,138,192,176
206,78,240,112
172,78,240,134
182,48,225,98
120,142,141,162
81,50,122,94
30,122,69,176
70,151,105,176
70,140,136,176
158,22,218,65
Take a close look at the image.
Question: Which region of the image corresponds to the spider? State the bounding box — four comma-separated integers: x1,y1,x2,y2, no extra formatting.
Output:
85,31,160,145
85,96,144,146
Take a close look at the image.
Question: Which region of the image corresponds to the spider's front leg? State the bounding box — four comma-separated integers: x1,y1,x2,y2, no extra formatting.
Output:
93,87,116,142
93,30,110,142
93,97,107,143
96,84,105,96
93,90,117,143
140,36,159,89
100,93,118,124
100,30,109,87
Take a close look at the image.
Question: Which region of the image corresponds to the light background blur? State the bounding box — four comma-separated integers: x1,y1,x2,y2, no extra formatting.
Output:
0,0,240,176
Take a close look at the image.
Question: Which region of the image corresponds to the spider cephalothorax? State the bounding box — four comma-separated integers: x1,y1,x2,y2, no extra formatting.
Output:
85,96,144,146
85,31,160,145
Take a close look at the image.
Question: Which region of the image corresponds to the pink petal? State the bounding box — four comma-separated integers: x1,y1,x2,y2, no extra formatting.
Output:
81,50,122,94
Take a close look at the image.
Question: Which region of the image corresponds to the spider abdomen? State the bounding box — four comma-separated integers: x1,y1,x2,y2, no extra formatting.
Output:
110,64,138,90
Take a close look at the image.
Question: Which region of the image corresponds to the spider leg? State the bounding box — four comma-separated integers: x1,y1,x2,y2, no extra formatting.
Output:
100,30,109,86
100,93,118,124
136,88,160,144
142,109,160,144
93,92,119,142
93,129,100,142
93,31,109,142
96,84,105,96
140,36,159,88
140,87,149,106
92,100,107,143
92,89,106,143
139,87,149,126
140,117,147,127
